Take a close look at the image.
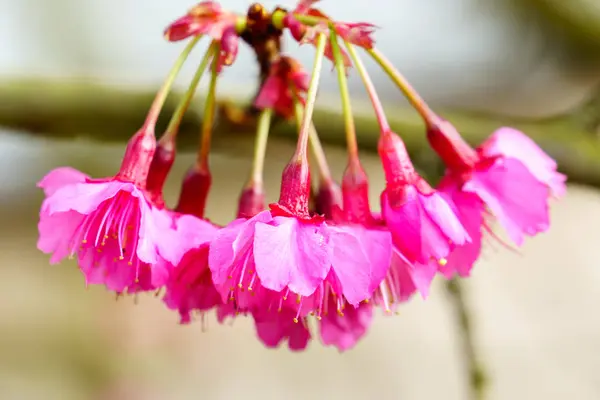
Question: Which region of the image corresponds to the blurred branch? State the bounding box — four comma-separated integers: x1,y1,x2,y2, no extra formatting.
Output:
518,0,600,52
1,78,600,187
445,279,487,400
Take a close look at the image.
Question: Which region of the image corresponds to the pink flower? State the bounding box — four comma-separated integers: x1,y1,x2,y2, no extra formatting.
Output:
37,129,184,292
164,1,238,42
164,1,240,68
283,1,377,67
378,130,471,266
427,121,555,246
254,56,309,119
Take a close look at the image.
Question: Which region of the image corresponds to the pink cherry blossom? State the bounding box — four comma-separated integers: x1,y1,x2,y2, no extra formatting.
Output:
164,1,240,69
378,131,471,265
254,56,309,119
427,120,554,247
164,1,238,42
37,129,191,292
38,170,174,291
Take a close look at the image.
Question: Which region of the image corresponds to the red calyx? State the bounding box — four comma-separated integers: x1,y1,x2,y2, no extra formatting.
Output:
237,183,265,219
341,159,373,225
314,180,342,220
146,136,176,207
175,165,212,219
377,130,417,187
274,156,315,221
426,119,479,172
117,127,157,187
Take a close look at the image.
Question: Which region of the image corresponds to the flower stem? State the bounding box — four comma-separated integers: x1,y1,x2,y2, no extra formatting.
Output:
345,43,390,133
162,42,217,141
367,48,440,127
329,30,358,159
196,47,220,169
295,33,327,158
144,36,201,129
293,97,333,184
445,279,488,400
293,13,328,27
251,108,273,183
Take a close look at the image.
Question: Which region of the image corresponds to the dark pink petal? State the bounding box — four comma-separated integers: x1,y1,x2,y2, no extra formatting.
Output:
464,158,551,246
218,26,239,67
253,309,311,351
253,217,331,296
319,301,373,351
480,127,566,197
37,167,89,197
163,246,222,324
295,0,321,14
164,16,204,41
254,76,285,110
335,22,377,49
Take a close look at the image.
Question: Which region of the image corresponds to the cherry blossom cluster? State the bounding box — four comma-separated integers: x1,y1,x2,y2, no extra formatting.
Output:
37,0,565,352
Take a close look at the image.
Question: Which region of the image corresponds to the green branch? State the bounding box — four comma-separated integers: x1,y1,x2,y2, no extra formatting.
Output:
1,78,600,187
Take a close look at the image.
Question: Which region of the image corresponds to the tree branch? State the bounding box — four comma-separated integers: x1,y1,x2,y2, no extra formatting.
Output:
2,78,600,187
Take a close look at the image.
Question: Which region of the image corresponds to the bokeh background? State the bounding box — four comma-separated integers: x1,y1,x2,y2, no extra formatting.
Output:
1,0,600,399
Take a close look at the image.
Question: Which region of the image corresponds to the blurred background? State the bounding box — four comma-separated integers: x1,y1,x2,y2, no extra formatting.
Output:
1,0,600,399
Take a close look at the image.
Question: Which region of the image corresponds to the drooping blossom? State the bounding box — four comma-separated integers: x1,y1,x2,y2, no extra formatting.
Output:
254,56,309,119
37,129,181,292
164,1,240,68
378,130,471,267
428,120,556,250
282,0,377,67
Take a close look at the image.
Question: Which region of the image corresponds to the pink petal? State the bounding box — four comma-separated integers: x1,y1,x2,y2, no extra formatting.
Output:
37,167,89,197
254,217,330,296
208,211,272,285
481,127,566,197
44,181,131,215
419,192,471,246
382,186,458,264
328,224,391,305
464,158,551,246
253,310,311,351
319,301,373,352
387,250,436,300
37,209,85,264
438,189,484,278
